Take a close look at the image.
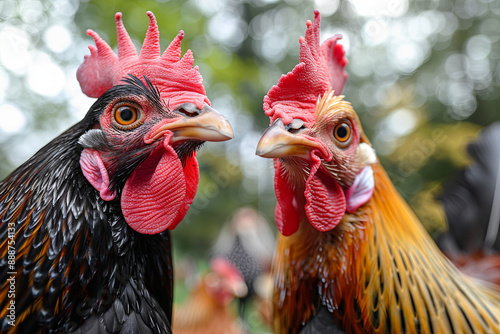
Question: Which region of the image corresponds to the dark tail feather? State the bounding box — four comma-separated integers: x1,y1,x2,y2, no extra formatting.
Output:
438,122,500,253
299,305,346,334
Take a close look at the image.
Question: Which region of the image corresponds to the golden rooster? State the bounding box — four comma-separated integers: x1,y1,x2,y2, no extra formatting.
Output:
256,11,500,333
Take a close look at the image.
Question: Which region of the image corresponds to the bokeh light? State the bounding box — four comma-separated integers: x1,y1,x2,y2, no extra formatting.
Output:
0,26,33,75
27,52,67,97
44,25,72,53
0,103,26,134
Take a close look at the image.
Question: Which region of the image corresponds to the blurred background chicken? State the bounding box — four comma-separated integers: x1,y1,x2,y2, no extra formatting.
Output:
212,207,275,321
256,11,500,333
438,122,500,285
173,208,275,333
173,257,247,334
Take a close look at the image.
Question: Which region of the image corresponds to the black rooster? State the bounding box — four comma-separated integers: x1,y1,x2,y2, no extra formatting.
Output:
212,207,275,320
0,12,233,333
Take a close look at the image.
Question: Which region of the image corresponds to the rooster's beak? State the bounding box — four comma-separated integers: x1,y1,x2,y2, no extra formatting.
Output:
256,119,323,158
149,105,234,143
171,105,234,142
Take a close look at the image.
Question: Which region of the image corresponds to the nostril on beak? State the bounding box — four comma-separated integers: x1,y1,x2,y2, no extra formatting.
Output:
287,118,306,134
288,125,306,134
177,108,199,117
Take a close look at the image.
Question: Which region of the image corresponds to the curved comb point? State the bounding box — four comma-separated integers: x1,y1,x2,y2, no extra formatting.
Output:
87,30,115,59
162,31,184,62
140,11,161,59
115,12,137,59
77,29,117,97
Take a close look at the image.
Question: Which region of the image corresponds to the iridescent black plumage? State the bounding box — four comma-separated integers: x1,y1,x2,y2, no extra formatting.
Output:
0,77,190,333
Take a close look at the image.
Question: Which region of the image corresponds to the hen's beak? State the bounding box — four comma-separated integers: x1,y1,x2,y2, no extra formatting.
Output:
148,105,234,143
256,119,323,158
229,279,248,298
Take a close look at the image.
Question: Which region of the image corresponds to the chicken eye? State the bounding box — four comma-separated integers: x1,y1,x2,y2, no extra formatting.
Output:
112,103,143,129
115,106,137,125
333,122,351,143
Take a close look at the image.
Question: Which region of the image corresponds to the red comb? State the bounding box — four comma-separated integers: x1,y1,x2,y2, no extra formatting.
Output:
210,257,243,281
263,10,348,127
77,11,209,109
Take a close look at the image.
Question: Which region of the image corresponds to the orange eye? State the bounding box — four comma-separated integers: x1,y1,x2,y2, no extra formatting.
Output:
333,122,351,143
113,103,142,129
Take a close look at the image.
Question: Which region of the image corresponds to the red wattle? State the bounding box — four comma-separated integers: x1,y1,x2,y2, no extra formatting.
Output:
170,154,199,230
274,159,302,236
304,152,346,232
121,133,197,234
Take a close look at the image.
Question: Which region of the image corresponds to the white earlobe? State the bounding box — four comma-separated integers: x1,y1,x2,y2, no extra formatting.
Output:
345,165,374,213
356,142,377,166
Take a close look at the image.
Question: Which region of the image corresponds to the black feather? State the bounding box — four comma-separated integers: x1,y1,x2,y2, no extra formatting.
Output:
175,140,204,167
438,122,500,252
300,305,346,334
123,74,165,114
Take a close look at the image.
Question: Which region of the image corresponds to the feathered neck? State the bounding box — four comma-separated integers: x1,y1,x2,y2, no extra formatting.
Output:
272,162,500,333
